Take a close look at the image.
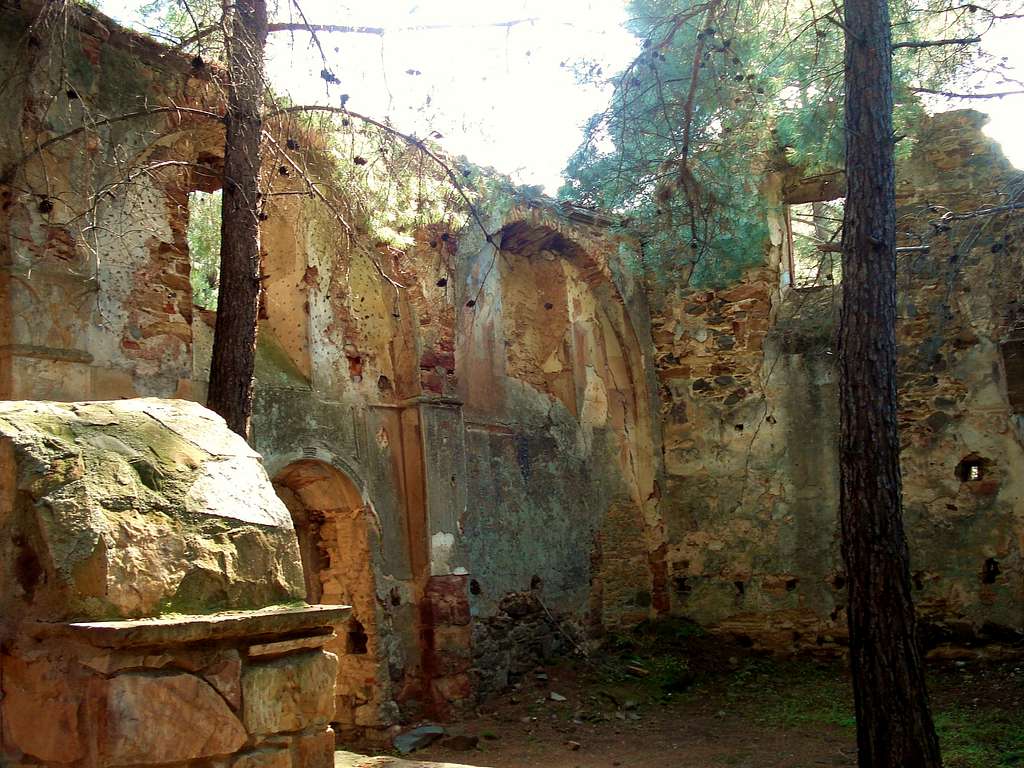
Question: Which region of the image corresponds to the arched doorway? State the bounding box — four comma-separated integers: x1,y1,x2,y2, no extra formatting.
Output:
272,460,384,736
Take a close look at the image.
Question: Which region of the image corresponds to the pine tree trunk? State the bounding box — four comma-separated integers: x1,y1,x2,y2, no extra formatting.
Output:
206,0,267,437
839,0,942,765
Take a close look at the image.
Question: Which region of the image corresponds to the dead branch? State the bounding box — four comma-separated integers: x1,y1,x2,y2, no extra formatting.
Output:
175,17,543,51
910,86,1024,98
2,105,223,182
893,35,980,48
262,131,406,291
934,201,1024,221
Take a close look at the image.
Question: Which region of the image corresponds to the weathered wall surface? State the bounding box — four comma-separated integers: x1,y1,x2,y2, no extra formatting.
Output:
653,111,1024,654
0,11,697,725
452,203,662,691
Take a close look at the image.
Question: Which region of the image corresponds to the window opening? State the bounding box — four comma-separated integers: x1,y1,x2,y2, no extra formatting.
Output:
187,189,222,309
787,199,845,289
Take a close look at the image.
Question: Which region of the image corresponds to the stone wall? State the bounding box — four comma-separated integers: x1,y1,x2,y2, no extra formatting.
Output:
2,612,342,768
652,110,1024,654
0,399,344,768
0,0,222,402
470,589,578,699
0,1,664,727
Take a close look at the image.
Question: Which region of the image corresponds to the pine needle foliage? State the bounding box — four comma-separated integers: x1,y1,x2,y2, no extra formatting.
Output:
560,0,1015,288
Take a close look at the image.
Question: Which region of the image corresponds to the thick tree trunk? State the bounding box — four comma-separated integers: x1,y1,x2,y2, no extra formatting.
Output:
206,0,267,437
839,1,942,766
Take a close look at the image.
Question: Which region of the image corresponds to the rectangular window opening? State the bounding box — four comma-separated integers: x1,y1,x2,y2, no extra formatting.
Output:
787,199,845,290
187,189,222,310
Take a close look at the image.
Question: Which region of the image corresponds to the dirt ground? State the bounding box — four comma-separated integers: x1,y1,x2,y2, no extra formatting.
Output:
344,623,1024,768
407,662,857,768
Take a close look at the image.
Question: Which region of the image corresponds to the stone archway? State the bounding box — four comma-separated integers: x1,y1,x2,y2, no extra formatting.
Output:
272,460,384,737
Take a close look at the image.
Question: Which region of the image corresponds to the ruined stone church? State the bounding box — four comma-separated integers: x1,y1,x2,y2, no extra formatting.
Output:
1,2,1022,767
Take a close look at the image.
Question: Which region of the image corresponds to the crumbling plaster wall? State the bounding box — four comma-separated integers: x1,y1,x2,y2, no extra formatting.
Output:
653,110,1024,653
0,1,222,401
452,202,664,663
0,1,425,735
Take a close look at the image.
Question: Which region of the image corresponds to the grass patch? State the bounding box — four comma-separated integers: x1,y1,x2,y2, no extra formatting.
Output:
935,706,1024,768
724,659,1024,767
587,621,1024,767
725,659,856,730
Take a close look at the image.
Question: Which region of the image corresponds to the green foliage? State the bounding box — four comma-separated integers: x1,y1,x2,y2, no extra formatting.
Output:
724,659,1024,768
187,190,221,309
590,617,705,698
560,0,990,288
137,0,224,57
726,658,857,729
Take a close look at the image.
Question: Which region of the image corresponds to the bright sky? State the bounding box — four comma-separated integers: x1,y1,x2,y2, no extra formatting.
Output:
97,0,1023,192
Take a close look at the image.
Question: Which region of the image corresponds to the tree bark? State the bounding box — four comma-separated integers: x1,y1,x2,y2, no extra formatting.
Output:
839,1,942,766
206,0,268,438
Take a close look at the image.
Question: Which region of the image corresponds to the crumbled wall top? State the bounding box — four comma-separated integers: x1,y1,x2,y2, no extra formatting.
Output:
0,399,304,627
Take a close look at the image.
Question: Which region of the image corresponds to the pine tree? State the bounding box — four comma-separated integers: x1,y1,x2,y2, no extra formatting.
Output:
838,0,943,763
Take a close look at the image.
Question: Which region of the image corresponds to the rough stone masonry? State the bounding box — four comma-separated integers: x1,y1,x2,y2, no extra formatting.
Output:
0,399,346,768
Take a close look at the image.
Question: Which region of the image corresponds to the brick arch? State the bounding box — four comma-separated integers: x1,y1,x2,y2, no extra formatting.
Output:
494,212,667,625
271,459,386,735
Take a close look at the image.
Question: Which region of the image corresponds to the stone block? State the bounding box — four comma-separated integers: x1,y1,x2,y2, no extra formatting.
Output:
292,728,336,768
202,650,243,710
424,575,470,627
242,650,338,736
233,747,292,768
431,672,473,704
247,635,331,658
354,702,383,727
0,399,305,622
102,671,247,765
0,654,84,764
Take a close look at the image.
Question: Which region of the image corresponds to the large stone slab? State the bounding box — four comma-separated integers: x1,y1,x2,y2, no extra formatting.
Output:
242,650,338,735
334,753,489,768
31,605,349,648
0,399,305,622
103,671,247,765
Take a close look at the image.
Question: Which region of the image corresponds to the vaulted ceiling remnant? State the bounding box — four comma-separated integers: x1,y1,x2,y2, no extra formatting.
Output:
498,219,588,260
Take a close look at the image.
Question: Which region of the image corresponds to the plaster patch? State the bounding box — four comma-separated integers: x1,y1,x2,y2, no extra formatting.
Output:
431,531,456,575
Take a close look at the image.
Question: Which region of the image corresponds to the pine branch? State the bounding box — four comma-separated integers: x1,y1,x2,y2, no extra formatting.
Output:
266,104,495,246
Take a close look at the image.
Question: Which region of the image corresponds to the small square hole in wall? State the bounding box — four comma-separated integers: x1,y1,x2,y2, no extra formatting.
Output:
346,617,368,654
955,456,987,482
982,558,1001,585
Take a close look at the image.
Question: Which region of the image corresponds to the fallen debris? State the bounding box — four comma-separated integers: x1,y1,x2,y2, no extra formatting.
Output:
393,724,446,755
